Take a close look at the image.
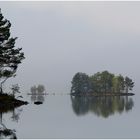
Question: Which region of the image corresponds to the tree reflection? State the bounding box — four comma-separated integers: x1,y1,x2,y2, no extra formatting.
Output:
37,95,45,103
0,124,17,139
0,106,20,139
30,85,45,103
31,94,37,102
71,95,134,118
11,108,23,122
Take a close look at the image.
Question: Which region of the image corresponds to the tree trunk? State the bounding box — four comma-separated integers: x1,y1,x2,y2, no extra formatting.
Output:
126,87,128,93
0,78,8,94
0,83,3,94
0,112,2,124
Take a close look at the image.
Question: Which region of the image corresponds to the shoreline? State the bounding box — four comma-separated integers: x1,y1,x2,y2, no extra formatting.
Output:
71,92,135,97
0,93,28,112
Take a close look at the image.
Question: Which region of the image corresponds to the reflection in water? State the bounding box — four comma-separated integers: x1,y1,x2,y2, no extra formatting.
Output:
71,96,134,118
0,124,17,139
11,108,23,122
30,93,45,103
37,95,45,102
30,85,46,104
0,106,22,139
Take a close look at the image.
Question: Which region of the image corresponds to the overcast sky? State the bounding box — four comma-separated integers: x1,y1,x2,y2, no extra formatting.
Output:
0,1,140,93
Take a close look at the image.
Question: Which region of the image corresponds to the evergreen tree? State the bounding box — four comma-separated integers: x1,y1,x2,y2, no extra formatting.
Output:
71,72,90,94
0,9,25,93
100,71,114,93
124,76,134,93
37,85,45,94
90,71,114,93
71,71,134,95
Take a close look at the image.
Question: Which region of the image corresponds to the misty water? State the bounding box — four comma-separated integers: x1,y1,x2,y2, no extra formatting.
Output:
0,88,140,139
1,1,140,139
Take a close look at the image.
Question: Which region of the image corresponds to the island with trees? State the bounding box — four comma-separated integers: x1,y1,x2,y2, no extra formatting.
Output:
29,85,46,105
0,9,28,108
71,71,134,96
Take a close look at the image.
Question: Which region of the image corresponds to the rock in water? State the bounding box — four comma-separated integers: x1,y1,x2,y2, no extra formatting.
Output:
34,101,43,105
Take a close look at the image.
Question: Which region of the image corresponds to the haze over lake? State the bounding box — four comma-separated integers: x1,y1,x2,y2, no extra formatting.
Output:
0,1,140,139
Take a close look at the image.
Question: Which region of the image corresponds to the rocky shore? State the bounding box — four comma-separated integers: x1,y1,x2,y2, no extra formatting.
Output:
0,93,28,112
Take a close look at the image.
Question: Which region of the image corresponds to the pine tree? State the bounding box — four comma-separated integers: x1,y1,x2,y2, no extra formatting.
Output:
124,76,134,93
0,9,25,93
71,72,90,94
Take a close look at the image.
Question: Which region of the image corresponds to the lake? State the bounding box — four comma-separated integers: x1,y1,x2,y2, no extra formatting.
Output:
0,89,140,139
0,1,140,139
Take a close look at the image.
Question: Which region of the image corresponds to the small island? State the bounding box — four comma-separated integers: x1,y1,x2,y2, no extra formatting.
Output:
0,9,28,108
71,71,134,96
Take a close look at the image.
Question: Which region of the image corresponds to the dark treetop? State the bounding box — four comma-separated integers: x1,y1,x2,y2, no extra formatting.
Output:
71,71,134,95
0,9,25,93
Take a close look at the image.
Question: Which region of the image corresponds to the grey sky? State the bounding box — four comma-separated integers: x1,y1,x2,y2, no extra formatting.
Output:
0,1,140,93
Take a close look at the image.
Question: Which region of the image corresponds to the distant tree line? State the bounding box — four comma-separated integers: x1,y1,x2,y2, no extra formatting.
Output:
30,85,45,94
71,71,134,95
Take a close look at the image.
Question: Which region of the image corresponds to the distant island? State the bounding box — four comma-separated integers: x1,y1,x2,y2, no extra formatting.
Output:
71,71,134,96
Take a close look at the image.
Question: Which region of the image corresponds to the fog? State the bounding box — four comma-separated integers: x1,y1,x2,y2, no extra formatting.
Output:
0,1,140,93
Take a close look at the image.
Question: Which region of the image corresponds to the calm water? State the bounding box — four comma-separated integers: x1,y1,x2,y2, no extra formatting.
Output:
1,1,140,139
0,91,140,139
